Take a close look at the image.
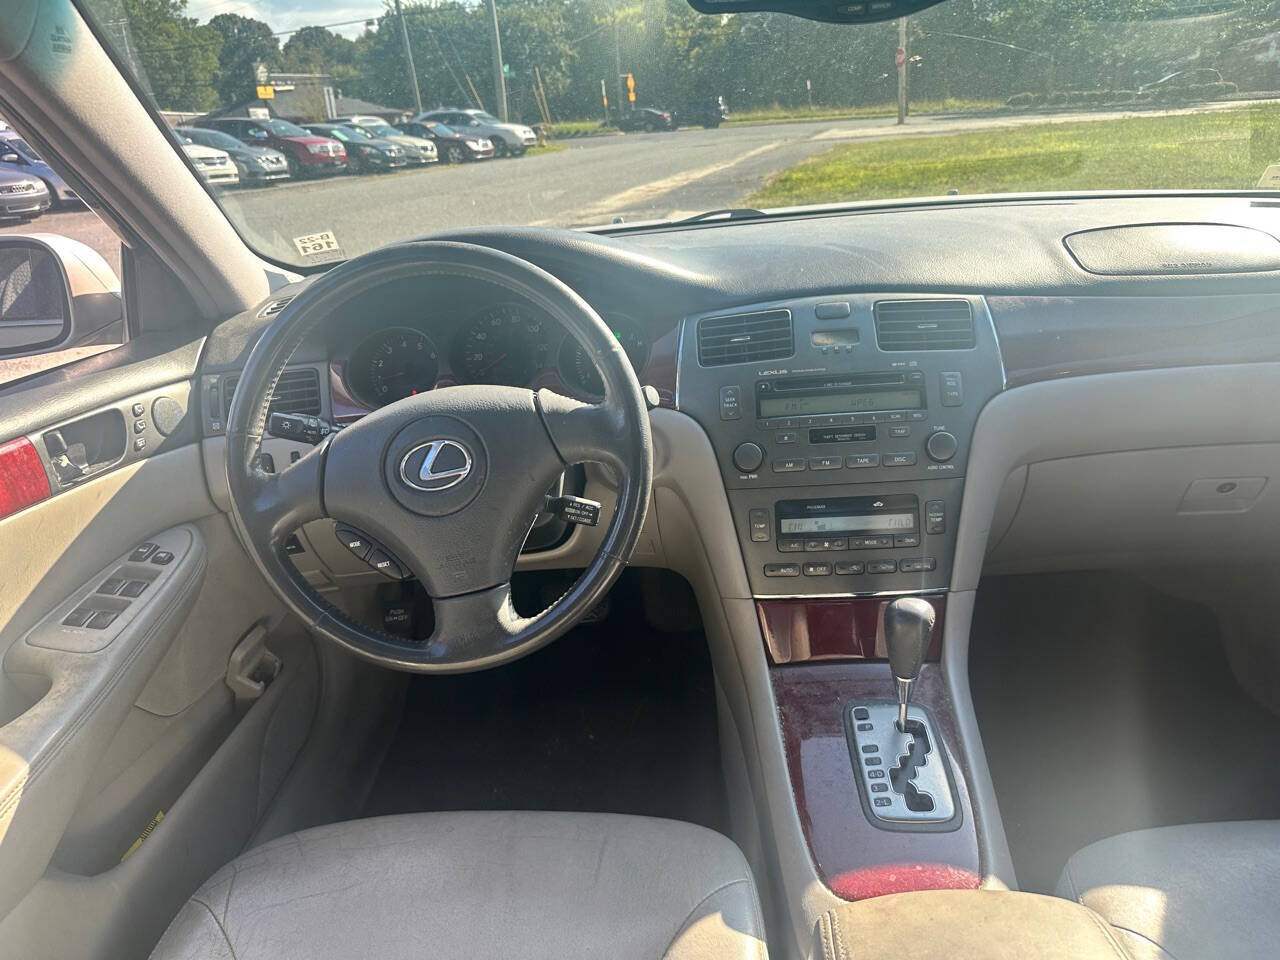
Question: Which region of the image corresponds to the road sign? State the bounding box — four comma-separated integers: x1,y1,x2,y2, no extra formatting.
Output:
895,47,906,69
255,85,274,99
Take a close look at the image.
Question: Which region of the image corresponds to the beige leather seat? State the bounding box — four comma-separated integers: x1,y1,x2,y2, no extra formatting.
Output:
1056,820,1280,960
150,811,767,960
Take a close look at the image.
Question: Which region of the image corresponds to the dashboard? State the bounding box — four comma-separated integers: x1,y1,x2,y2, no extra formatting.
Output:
196,195,1280,600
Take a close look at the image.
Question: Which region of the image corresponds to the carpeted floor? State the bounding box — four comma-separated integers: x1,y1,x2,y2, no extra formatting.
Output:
970,570,1280,893
362,571,729,834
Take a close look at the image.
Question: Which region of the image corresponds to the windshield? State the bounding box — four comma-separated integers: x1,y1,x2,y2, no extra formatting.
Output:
182,128,243,151
81,0,1280,268
263,118,311,137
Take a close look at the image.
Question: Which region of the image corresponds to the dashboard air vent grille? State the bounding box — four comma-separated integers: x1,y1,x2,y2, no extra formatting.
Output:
222,367,321,419
697,309,794,367
874,299,975,351
257,295,295,318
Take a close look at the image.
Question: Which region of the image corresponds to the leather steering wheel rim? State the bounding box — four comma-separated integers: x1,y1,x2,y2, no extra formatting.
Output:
225,241,653,673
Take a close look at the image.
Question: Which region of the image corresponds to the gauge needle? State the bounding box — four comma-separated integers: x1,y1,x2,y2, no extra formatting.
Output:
478,352,508,375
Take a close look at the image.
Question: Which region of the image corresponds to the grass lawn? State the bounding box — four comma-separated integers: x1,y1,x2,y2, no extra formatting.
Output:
726,98,1004,126
748,104,1280,207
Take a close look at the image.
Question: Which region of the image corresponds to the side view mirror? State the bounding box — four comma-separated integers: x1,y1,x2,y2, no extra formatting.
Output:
0,235,123,357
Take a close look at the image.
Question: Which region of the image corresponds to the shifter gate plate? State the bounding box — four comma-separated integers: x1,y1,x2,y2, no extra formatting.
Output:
845,701,959,830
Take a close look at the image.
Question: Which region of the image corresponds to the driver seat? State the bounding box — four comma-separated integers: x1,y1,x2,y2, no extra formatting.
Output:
149,811,768,960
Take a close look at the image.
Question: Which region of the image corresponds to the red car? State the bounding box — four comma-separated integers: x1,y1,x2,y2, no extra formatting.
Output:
194,116,346,177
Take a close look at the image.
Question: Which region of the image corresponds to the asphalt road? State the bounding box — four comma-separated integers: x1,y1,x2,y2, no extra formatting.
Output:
4,98,1271,275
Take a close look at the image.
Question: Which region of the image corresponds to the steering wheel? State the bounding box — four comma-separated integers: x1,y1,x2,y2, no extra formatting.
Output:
225,242,653,672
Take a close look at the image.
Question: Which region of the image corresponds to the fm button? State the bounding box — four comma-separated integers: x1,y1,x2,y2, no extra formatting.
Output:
926,431,958,463
732,441,765,473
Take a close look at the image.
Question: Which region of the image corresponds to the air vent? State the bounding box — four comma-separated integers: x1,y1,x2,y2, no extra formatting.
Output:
697,309,794,367
256,295,295,318
874,300,975,351
222,367,321,419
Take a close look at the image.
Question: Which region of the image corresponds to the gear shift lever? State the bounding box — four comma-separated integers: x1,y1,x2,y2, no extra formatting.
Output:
884,597,936,731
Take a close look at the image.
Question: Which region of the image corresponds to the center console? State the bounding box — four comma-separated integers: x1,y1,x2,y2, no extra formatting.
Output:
676,294,1003,598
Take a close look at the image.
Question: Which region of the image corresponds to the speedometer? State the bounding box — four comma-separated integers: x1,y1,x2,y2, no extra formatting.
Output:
558,314,649,395
455,303,549,385
349,327,439,407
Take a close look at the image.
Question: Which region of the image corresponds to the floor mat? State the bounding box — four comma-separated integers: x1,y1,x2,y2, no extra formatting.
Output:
362,573,729,834
970,570,1280,893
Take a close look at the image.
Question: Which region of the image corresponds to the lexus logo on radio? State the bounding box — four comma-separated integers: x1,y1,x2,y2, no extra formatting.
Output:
399,439,473,492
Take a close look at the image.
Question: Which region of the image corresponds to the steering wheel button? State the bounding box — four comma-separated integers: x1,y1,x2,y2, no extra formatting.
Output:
367,549,404,579
335,526,373,560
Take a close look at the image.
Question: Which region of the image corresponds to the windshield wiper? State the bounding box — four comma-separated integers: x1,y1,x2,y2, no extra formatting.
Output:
668,207,769,225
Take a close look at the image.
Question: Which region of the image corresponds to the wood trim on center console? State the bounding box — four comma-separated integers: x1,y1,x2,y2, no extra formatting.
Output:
771,661,982,901
758,595,945,664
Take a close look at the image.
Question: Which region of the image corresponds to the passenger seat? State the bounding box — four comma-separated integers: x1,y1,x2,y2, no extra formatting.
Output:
1056,821,1280,960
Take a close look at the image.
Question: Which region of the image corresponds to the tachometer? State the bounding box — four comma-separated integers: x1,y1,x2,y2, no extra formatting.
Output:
456,303,549,385
349,327,439,407
558,314,649,395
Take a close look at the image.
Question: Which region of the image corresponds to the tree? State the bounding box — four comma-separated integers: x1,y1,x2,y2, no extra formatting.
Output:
106,0,221,110
282,25,361,92
207,13,279,105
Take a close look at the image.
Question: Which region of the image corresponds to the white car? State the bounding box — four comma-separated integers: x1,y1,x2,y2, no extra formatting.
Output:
178,139,239,187
413,108,538,157
336,116,438,165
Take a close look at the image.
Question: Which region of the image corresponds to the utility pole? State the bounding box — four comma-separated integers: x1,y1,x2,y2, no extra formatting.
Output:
613,13,625,119
897,17,908,125
486,0,509,121
394,0,423,116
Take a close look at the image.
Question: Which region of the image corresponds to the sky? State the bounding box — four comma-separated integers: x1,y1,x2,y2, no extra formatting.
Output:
184,0,386,40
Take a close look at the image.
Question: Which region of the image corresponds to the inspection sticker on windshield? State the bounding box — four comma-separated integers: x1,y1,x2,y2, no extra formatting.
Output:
293,230,343,261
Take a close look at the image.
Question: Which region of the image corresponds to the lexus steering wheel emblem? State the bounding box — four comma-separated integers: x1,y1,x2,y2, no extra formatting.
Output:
399,439,473,492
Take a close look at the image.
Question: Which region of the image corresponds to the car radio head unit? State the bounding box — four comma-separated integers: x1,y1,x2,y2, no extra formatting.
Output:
756,371,926,422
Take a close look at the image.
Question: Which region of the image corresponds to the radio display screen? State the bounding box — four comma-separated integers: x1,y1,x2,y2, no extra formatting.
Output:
779,512,916,534
758,389,923,418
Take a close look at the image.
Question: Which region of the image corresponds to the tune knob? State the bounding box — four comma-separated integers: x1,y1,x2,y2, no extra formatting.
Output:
732,441,765,473
926,431,958,463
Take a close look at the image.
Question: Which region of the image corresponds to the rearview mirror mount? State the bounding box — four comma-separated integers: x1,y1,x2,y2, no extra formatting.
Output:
685,0,945,25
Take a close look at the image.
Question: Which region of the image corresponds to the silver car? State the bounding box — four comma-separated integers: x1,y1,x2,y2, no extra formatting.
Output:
335,116,438,165
0,167,49,220
413,108,538,157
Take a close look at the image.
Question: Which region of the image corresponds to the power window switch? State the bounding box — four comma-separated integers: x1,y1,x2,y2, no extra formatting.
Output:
120,580,148,598
62,607,95,628
98,577,127,595
150,551,175,565
87,610,120,630
129,542,157,562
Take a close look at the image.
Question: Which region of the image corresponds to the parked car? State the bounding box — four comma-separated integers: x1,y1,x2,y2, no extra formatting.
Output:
174,133,239,187
194,116,346,177
0,166,49,220
617,107,676,132
414,108,538,157
1138,67,1224,93
674,96,729,128
395,121,494,163
335,116,438,165
0,130,79,207
303,124,408,174
176,126,289,185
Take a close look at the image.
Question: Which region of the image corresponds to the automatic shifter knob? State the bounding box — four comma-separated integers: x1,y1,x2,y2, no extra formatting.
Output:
884,597,936,730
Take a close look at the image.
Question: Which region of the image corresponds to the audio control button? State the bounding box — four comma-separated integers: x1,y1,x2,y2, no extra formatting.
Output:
940,371,964,406
926,431,959,463
719,385,743,420
888,425,912,438
775,430,798,444
772,458,806,473
732,442,765,472
809,456,843,471
885,452,917,467
847,453,880,469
